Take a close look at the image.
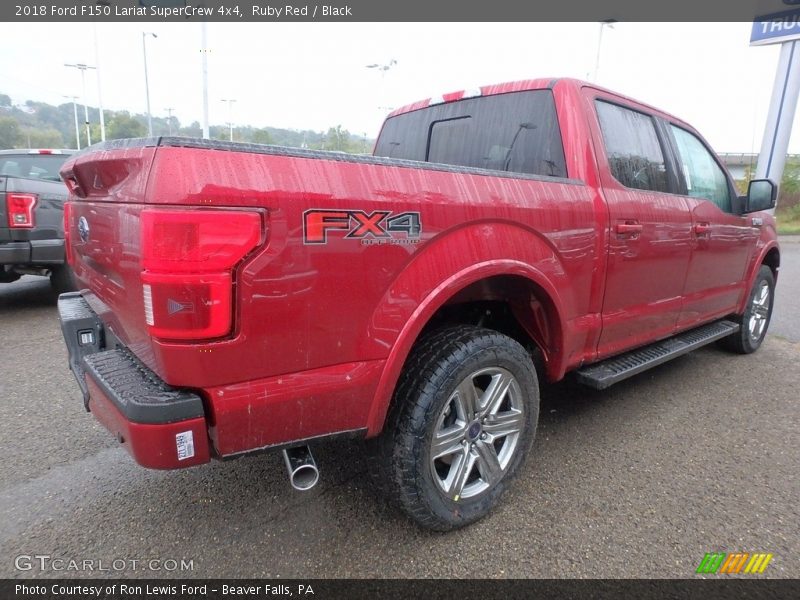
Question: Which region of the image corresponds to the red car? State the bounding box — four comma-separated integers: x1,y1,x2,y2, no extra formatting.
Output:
58,78,779,530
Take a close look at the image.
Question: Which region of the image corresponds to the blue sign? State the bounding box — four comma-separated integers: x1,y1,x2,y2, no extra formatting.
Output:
751,9,800,46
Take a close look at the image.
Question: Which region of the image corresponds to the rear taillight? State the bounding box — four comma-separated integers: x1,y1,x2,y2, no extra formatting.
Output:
6,193,37,228
63,202,73,265
140,209,262,341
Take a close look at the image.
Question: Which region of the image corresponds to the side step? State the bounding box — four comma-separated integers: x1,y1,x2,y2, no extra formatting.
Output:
576,320,740,390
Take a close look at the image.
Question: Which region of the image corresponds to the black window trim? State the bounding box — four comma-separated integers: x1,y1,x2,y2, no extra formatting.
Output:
594,98,682,196
425,115,472,163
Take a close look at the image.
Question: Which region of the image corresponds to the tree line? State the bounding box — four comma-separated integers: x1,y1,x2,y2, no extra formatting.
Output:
0,93,373,153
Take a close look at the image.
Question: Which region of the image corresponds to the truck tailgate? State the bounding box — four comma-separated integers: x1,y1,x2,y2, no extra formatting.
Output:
60,141,267,385
61,144,159,365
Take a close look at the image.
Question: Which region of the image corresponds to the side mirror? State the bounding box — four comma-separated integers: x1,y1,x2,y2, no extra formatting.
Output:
744,179,777,214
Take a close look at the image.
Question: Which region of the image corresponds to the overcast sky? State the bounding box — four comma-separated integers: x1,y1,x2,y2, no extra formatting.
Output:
1,22,798,153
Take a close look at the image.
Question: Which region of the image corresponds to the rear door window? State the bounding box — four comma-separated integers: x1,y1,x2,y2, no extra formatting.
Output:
374,90,567,178
595,101,669,193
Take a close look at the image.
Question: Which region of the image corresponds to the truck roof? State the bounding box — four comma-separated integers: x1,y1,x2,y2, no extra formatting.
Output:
0,149,75,155
387,77,687,127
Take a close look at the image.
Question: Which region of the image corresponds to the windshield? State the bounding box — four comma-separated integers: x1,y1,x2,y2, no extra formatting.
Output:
0,154,70,182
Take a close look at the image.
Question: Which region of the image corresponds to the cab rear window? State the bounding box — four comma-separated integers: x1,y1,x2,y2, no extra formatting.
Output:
0,154,69,182
374,90,567,178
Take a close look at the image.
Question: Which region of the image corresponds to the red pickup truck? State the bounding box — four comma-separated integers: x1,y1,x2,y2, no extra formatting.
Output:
57,78,779,530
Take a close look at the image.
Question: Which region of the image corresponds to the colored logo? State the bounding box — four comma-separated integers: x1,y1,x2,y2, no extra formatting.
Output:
696,552,773,574
303,209,421,245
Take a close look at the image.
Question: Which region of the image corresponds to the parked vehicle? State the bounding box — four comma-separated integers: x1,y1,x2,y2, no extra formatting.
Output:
57,79,779,530
1,149,75,292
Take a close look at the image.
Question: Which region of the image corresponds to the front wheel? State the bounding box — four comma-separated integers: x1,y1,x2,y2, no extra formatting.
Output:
371,325,539,531
721,265,775,354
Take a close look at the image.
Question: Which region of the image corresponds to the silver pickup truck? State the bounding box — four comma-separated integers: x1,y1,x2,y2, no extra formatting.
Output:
0,149,74,292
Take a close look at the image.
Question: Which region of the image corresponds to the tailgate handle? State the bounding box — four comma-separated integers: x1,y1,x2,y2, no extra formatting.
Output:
615,221,643,235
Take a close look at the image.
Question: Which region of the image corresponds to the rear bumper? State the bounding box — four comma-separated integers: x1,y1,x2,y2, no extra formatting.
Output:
57,292,210,469
0,239,64,265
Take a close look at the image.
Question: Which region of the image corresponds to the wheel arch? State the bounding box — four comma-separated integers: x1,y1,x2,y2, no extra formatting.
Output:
762,245,780,279
365,259,568,436
737,242,780,315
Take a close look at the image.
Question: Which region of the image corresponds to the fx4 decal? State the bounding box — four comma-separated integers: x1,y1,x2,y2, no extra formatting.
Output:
303,210,422,245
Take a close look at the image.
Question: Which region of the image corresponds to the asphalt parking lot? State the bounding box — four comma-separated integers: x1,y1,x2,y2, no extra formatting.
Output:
0,239,798,579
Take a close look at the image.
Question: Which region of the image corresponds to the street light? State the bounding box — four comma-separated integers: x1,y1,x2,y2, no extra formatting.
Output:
592,20,617,83
366,59,397,117
63,95,80,150
142,31,158,137
64,63,96,146
221,98,236,141
365,58,397,77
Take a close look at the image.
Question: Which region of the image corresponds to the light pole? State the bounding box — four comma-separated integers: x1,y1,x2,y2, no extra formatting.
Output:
64,63,96,146
165,107,175,135
366,59,397,116
142,31,158,137
63,95,80,149
221,98,236,141
92,23,106,141
201,22,210,139
592,20,616,83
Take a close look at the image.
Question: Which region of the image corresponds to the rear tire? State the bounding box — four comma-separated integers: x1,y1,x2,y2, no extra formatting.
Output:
720,265,775,354
50,265,76,295
0,268,21,284
370,325,539,531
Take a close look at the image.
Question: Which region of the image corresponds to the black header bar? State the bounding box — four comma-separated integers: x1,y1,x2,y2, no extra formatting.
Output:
3,0,800,22
3,578,800,600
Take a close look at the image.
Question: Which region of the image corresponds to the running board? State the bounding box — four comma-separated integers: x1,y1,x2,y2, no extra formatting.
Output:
576,320,740,390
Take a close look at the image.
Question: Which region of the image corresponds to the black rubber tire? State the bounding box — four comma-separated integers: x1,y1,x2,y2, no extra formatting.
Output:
0,268,21,284
369,325,539,531
720,265,775,354
50,264,76,295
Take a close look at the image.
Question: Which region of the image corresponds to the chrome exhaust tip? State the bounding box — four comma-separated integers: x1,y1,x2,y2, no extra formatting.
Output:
282,445,319,491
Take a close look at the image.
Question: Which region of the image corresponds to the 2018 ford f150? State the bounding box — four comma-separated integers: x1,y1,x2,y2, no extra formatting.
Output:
57,78,779,530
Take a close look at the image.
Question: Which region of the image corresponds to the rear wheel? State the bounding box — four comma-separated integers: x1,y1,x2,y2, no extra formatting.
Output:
50,265,76,295
0,267,21,284
371,325,539,531
721,265,775,354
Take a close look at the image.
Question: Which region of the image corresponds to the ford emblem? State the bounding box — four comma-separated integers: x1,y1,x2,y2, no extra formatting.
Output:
78,216,90,242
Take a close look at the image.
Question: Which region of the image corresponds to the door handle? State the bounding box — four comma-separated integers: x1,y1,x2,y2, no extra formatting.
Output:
615,222,643,235
694,223,711,235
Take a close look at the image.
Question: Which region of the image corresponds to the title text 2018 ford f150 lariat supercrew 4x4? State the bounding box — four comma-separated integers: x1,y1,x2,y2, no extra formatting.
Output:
57,79,779,530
